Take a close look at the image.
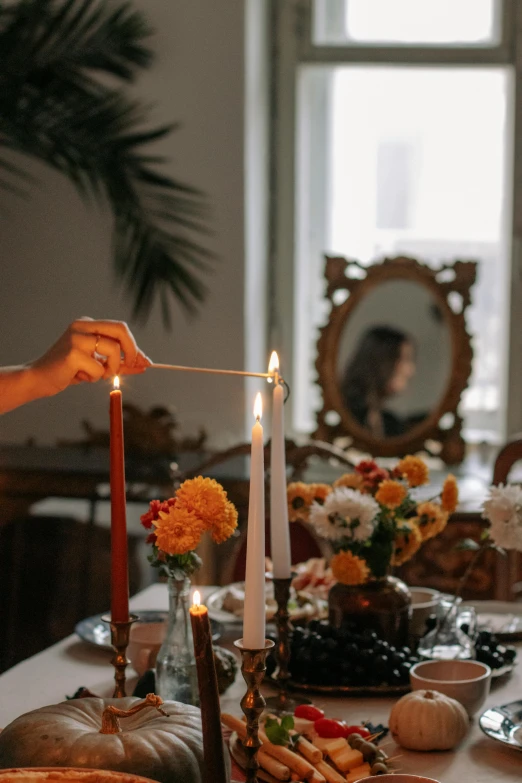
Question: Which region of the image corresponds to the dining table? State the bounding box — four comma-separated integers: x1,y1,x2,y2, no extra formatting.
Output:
0,582,520,783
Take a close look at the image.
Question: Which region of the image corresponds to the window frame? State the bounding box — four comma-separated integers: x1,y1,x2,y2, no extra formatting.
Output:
269,0,522,442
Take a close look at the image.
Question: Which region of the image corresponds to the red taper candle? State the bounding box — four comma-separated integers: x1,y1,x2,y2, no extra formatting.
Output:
109,376,129,622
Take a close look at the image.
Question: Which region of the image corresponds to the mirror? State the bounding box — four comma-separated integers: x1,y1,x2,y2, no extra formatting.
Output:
314,256,476,463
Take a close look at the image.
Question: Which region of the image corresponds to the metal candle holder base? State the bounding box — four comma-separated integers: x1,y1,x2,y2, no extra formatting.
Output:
264,575,311,714
102,613,139,697
234,638,274,783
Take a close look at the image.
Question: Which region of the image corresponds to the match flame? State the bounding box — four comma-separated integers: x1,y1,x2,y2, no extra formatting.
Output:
254,392,263,421
193,590,201,608
113,376,120,390
268,351,279,374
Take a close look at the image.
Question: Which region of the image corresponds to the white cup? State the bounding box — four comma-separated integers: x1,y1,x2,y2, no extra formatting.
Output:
409,586,441,639
127,621,166,676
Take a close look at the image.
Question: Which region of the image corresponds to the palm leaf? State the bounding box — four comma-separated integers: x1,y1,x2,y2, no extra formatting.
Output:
0,0,212,324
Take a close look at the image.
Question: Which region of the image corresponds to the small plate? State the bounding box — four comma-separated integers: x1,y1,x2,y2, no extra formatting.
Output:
75,611,222,650
206,582,326,626
479,700,522,751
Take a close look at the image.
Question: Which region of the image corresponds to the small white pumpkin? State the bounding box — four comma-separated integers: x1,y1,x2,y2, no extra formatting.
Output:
389,689,469,751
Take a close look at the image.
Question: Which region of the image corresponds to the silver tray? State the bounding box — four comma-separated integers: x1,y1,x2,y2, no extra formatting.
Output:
479,700,522,751
75,611,221,650
287,679,410,697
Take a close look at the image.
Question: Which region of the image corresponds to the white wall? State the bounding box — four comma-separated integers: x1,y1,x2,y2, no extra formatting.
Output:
0,0,251,448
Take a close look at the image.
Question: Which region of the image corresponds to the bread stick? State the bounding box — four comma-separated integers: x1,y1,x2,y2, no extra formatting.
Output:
258,748,291,780
259,729,317,780
313,760,346,783
292,733,322,764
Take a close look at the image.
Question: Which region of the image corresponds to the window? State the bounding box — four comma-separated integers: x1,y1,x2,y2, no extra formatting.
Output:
272,0,518,445
313,0,502,47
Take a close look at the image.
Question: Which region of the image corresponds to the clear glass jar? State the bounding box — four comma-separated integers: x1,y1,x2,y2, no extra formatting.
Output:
155,575,199,705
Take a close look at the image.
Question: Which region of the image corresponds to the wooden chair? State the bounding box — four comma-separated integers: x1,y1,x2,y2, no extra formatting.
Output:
492,435,522,600
178,438,354,585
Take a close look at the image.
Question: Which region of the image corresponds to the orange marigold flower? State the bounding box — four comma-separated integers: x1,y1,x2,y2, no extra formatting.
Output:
333,473,365,491
375,479,407,509
415,501,448,541
154,506,204,555
396,455,429,487
330,550,370,586
441,474,459,514
287,482,312,522
211,500,238,544
392,519,422,566
309,483,332,506
175,476,229,529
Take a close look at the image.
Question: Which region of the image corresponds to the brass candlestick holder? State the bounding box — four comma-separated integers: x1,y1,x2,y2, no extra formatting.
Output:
102,613,139,697
264,575,310,713
234,638,274,783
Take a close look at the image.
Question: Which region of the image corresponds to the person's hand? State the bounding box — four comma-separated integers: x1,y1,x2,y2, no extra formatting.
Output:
29,317,152,397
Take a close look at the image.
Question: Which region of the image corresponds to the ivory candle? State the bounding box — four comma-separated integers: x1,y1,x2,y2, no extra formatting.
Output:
109,376,129,623
269,352,291,579
243,392,266,649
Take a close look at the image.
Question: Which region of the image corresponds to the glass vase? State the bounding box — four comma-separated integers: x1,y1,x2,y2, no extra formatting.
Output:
155,575,199,705
328,576,412,646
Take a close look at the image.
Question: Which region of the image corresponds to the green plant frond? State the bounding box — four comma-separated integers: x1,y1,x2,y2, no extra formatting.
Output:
0,0,213,325
0,0,152,83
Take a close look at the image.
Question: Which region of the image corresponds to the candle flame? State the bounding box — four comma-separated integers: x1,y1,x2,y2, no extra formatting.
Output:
268,351,279,374
113,376,120,390
193,590,201,607
254,392,263,421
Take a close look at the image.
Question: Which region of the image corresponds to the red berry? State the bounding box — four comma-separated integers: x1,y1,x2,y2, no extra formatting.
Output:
314,718,346,738
341,724,371,739
294,705,325,722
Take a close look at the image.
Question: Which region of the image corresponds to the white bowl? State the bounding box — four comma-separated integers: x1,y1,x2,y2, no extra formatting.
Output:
410,659,491,717
409,586,441,638
365,777,441,783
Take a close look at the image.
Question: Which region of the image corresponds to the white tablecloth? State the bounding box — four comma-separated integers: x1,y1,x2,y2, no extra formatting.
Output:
0,584,521,782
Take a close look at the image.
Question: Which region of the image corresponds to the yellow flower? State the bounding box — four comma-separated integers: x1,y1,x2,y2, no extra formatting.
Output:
441,474,459,514
392,519,422,566
211,500,238,544
330,550,370,585
333,473,365,492
287,482,312,522
396,455,429,487
415,501,448,541
375,479,407,509
309,483,332,506
175,476,230,529
155,506,204,555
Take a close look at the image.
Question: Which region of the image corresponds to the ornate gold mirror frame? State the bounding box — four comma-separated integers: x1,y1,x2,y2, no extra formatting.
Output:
314,256,477,464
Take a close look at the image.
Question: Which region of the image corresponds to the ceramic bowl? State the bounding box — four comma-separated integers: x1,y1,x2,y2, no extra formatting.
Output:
409,586,441,638
365,776,441,783
410,659,492,716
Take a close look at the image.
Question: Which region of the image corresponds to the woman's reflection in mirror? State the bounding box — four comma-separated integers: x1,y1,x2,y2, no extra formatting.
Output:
340,325,424,438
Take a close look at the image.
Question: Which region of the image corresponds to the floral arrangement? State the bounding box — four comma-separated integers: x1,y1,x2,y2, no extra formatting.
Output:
287,457,458,586
140,476,238,579
482,484,522,551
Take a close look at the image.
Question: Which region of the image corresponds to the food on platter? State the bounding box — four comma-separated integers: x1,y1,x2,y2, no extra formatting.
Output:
222,705,391,782
209,576,328,624
291,558,336,602
472,628,518,672
287,620,420,689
